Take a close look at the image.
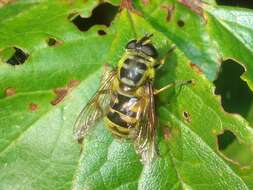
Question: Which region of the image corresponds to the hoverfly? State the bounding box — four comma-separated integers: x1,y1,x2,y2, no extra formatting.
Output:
74,34,191,163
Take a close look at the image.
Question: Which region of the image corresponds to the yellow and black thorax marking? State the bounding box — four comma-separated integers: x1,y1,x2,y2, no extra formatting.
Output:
117,51,156,88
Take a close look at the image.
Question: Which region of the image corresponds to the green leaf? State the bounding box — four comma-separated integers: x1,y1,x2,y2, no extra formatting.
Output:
205,6,253,90
0,1,253,190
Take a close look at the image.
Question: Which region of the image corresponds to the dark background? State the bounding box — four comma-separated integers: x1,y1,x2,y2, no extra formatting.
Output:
217,0,253,8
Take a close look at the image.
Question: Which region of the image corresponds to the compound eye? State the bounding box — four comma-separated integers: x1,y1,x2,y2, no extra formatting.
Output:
126,40,137,49
141,44,158,58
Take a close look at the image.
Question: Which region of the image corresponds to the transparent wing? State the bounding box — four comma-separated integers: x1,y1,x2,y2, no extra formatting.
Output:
73,68,116,141
134,81,157,164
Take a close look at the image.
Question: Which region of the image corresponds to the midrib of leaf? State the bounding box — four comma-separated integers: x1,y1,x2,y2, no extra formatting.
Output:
47,106,64,157
0,89,52,101
126,10,137,38
168,150,187,190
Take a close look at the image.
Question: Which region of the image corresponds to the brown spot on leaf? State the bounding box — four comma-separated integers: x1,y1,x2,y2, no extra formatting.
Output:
68,80,80,88
163,127,171,140
51,80,80,105
0,0,14,6
5,87,16,97
51,88,68,105
141,0,149,6
190,62,203,74
161,4,175,22
29,103,38,111
179,0,203,17
120,0,141,15
183,111,191,123
120,0,134,10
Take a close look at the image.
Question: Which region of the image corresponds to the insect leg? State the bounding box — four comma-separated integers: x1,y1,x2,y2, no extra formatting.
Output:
154,45,176,69
154,80,192,95
160,45,176,64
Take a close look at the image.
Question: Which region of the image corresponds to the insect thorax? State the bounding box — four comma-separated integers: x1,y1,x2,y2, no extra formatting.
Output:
117,51,156,89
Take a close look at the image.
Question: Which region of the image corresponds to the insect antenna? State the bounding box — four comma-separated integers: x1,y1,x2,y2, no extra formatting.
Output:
137,33,154,45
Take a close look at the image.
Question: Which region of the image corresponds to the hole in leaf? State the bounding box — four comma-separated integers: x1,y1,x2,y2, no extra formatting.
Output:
216,0,253,9
217,130,253,167
214,59,253,120
97,30,107,36
183,111,191,123
46,37,63,47
8,47,28,65
71,3,118,32
218,130,236,150
1,47,29,65
177,20,185,27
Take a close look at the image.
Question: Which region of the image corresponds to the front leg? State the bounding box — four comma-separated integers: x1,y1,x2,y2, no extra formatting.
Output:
154,45,176,69
154,80,193,95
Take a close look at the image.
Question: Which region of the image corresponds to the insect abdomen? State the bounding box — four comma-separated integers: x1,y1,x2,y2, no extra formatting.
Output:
119,55,148,87
105,93,140,138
